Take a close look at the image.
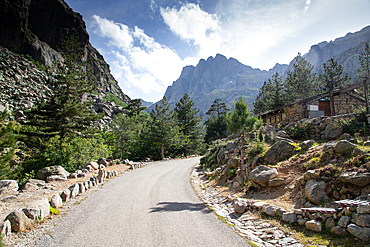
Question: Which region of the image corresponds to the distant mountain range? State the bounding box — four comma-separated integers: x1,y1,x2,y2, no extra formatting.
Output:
150,25,370,117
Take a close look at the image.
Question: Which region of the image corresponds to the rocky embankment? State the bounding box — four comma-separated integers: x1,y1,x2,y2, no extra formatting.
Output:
204,115,370,245
0,46,128,129
0,157,151,246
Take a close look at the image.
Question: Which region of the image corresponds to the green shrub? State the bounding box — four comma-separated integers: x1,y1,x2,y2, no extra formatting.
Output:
286,121,312,140
336,107,369,136
103,92,127,108
22,134,112,173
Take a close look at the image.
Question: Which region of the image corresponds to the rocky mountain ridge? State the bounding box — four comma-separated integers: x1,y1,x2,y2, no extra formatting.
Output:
0,0,130,104
159,53,288,115
160,25,370,116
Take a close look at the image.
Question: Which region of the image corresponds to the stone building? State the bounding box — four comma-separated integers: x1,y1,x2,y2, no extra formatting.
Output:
259,81,366,126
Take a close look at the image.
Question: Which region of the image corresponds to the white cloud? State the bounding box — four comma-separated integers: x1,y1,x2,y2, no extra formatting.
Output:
91,15,197,102
160,3,222,58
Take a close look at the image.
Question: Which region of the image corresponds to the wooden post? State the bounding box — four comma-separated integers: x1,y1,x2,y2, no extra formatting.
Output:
363,79,370,114
330,92,335,116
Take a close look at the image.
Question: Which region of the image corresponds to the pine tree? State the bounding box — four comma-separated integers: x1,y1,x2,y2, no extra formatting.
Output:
174,93,203,157
318,58,350,92
284,53,317,102
25,29,102,139
358,43,370,81
226,95,262,184
0,110,18,179
204,99,229,143
253,72,286,114
205,99,229,118
124,99,147,117
150,97,181,160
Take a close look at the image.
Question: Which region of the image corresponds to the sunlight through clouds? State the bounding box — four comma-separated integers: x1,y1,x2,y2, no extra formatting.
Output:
91,15,196,101
160,3,222,58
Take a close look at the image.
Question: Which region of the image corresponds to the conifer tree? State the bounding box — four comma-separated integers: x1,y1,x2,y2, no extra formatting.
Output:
253,72,286,114
204,99,229,143
318,58,350,92
284,53,317,102
124,99,147,117
25,29,102,139
174,93,203,156
0,110,18,180
358,43,370,81
226,95,262,184
150,97,181,160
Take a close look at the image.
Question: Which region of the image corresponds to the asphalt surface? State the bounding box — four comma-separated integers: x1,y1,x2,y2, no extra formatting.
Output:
35,157,249,246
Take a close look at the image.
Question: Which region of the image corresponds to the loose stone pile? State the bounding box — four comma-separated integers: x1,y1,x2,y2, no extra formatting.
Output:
191,164,304,247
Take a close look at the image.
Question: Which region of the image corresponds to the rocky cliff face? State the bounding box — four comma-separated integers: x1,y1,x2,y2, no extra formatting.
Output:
0,0,130,103
286,25,370,80
161,54,287,115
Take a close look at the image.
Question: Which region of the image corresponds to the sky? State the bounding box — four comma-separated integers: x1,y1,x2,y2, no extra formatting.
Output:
64,0,370,103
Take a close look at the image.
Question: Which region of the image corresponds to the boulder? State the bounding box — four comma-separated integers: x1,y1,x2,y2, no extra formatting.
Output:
322,141,337,152
303,170,318,181
45,174,67,183
282,212,297,224
300,140,315,151
69,183,80,198
353,147,365,156
338,216,351,227
78,182,85,194
97,158,108,166
5,211,31,232
227,156,240,169
60,189,70,202
69,173,78,179
330,226,347,236
339,171,370,187
268,178,286,187
36,166,70,181
263,140,295,164
262,204,280,216
261,124,276,142
325,123,343,140
347,223,370,242
97,169,106,183
249,166,278,187
85,165,94,173
22,198,50,220
305,179,329,205
0,220,11,237
334,140,357,154
50,193,63,208
276,130,290,139
325,217,336,230
358,204,370,214
217,147,228,165
0,180,18,197
251,201,267,209
87,161,99,170
233,198,249,214
355,214,370,227
305,220,322,232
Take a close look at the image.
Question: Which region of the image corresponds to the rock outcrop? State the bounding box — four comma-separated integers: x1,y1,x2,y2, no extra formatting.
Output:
0,0,130,115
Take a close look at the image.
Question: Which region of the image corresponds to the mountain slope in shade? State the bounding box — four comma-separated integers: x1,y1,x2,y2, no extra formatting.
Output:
161,54,287,116
0,0,130,104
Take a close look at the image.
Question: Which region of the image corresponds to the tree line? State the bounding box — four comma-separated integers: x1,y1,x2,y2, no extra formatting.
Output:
253,43,370,115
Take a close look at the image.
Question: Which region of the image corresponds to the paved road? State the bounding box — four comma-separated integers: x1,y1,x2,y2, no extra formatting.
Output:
36,157,249,246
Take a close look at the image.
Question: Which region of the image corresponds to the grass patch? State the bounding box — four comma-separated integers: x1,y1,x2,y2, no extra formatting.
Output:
50,206,60,215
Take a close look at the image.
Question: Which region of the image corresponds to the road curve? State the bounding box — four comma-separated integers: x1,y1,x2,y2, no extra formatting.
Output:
35,157,249,246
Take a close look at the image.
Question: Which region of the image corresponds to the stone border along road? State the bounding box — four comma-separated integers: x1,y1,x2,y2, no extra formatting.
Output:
29,157,250,246
190,163,305,247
